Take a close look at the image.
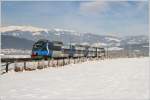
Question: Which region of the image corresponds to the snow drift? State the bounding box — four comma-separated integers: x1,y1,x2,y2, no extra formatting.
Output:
0,57,149,100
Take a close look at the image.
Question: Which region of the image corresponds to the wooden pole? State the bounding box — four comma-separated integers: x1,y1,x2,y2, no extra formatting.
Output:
6,62,9,73
24,62,26,70
48,59,50,67
69,58,70,64
52,59,54,67
63,58,65,66
14,61,17,72
74,58,75,64
57,59,59,66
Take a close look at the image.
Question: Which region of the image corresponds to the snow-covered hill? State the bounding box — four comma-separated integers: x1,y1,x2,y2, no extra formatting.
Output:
1,26,48,33
1,26,148,45
1,26,80,41
0,57,149,100
1,26,122,45
1,25,149,56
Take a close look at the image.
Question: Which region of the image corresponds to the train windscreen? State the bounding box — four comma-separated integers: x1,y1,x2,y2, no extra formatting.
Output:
32,41,46,50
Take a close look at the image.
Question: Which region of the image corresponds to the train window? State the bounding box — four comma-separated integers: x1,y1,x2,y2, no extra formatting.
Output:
63,49,70,54
42,46,47,50
32,41,46,50
53,46,61,51
48,44,53,50
101,50,105,53
48,44,61,51
33,44,43,50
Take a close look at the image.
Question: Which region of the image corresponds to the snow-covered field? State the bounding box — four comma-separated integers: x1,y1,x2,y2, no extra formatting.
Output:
0,57,149,100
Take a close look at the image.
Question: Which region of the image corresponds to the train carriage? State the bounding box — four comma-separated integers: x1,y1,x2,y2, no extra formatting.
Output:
87,46,97,57
50,41,63,58
31,40,50,59
61,45,70,58
96,47,105,57
31,39,105,60
31,40,64,59
100,48,105,57
73,44,86,58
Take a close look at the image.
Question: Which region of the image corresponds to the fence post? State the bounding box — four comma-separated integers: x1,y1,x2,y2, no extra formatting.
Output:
57,59,59,67
24,62,26,70
74,58,75,64
51,59,54,67
42,60,44,68
14,61,17,71
48,59,50,67
6,62,9,73
63,58,65,66
69,58,70,64
37,60,39,67
37,60,40,69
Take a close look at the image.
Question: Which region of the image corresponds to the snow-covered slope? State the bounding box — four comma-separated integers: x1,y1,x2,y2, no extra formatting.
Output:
1,26,48,33
1,26,148,45
1,26,52,41
1,26,80,41
0,57,149,100
1,25,149,56
108,47,123,51
105,37,121,42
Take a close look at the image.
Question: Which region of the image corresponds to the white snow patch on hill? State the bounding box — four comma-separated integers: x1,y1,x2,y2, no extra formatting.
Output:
52,28,80,36
0,57,149,100
108,47,123,51
105,37,121,42
0,26,48,33
127,41,140,45
53,28,75,33
92,43,107,47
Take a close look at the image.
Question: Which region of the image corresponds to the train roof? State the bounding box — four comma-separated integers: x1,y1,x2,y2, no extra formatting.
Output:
36,39,49,43
69,43,105,48
35,40,63,44
52,41,63,44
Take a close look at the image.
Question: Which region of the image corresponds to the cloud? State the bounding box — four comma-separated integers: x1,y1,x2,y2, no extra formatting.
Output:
79,1,109,15
79,1,148,16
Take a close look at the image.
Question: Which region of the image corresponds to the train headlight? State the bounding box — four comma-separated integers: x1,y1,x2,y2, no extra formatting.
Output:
32,52,37,56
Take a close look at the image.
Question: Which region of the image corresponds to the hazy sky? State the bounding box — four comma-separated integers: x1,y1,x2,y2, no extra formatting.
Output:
1,1,149,36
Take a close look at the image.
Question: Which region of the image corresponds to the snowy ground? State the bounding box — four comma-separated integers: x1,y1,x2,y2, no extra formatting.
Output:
1,55,30,58
0,57,149,100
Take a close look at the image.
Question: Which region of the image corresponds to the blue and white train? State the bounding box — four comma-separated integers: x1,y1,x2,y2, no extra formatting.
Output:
31,39,105,59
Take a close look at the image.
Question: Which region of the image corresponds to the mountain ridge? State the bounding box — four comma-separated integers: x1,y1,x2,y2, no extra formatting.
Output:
1,25,149,56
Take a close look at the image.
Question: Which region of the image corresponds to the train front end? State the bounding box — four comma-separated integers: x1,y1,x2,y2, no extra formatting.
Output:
31,40,52,60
